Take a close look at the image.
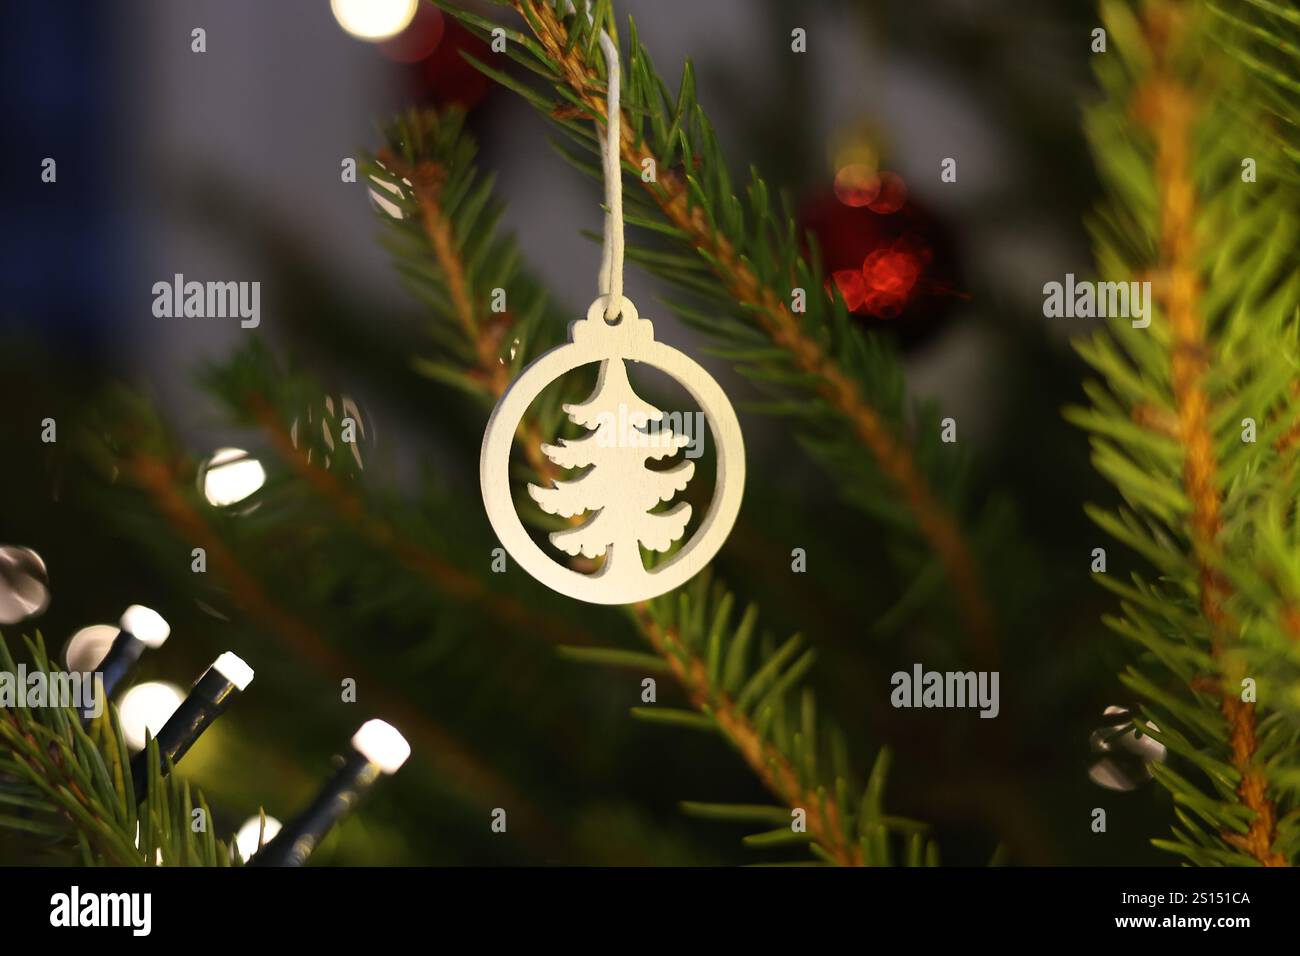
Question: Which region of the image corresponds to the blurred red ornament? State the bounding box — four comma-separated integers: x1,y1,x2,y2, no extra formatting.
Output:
860,242,924,318
831,269,868,312
866,171,908,214
803,172,964,346
391,13,492,110
833,164,880,208
379,4,445,63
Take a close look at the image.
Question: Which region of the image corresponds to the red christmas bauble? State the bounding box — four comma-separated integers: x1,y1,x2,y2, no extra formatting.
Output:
800,172,964,348
384,10,493,110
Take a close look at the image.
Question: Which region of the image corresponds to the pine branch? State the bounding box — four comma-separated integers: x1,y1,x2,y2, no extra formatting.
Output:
1139,17,1281,866
1073,0,1300,866
1207,0,1300,174
0,634,231,866
377,144,510,393
633,602,860,863
440,0,997,660
236,386,591,648
365,106,931,864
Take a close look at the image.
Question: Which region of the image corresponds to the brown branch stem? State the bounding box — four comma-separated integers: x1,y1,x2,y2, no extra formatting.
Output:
378,145,511,391
632,606,862,865
245,394,589,648
1136,4,1284,866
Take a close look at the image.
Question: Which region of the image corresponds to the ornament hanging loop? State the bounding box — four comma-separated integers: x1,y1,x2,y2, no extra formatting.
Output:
594,29,624,321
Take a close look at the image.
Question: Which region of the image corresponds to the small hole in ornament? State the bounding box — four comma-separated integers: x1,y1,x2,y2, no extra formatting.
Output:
603,309,623,326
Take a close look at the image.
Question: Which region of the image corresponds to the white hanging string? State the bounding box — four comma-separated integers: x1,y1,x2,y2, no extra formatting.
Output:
594,29,624,320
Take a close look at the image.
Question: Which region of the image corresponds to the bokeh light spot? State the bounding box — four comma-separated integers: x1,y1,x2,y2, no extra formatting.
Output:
119,682,184,751
867,171,908,214
833,163,881,208
331,0,419,42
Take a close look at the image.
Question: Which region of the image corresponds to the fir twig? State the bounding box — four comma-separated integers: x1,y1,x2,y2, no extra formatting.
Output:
1135,7,1282,866
0,635,228,865
633,606,860,864
1074,0,1299,866
242,391,592,648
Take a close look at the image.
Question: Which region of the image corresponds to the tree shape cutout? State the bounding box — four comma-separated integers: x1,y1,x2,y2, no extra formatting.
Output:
529,358,694,580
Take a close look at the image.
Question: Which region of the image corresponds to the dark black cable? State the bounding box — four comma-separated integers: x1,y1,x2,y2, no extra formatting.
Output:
130,652,253,803
252,719,409,866
94,605,170,700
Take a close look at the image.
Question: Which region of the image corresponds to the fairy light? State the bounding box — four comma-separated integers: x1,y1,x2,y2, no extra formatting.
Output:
234,815,283,862
90,605,172,699
330,0,418,41
352,718,411,773
201,448,266,507
212,651,255,692
0,545,50,624
120,605,171,647
118,682,184,751
252,719,410,867
130,652,254,802
63,625,118,674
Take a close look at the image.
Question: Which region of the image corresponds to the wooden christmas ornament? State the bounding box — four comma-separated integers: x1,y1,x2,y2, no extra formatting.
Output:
480,295,745,604
480,24,743,604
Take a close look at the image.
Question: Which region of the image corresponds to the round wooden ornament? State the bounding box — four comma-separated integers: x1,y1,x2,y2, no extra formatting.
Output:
480,295,745,604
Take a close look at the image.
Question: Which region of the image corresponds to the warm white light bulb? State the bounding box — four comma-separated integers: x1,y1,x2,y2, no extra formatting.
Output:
64,625,119,672
351,719,411,774
330,0,418,41
202,448,266,507
118,682,184,751
119,604,171,648
234,815,282,861
212,652,255,691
